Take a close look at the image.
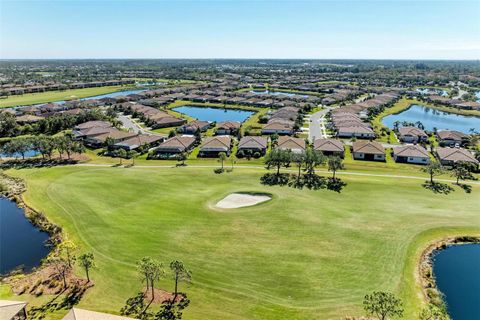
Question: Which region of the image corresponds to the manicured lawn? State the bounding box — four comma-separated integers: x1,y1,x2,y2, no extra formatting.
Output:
1,165,479,320
0,86,138,108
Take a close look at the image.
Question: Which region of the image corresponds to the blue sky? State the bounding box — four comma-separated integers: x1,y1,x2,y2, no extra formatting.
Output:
0,0,479,59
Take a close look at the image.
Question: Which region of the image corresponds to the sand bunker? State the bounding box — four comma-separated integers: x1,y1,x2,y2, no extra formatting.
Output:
215,193,271,209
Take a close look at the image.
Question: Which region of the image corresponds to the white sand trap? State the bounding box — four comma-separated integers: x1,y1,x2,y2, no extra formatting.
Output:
215,193,271,209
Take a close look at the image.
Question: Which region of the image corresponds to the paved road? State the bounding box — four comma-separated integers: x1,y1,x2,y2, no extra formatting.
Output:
308,107,334,142
117,113,165,136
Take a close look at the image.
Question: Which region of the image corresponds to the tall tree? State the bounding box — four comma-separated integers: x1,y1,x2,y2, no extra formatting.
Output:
169,260,191,303
78,252,95,282
218,152,227,170
421,161,444,184
327,156,344,180
304,149,325,176
363,291,404,320
58,240,77,268
292,152,306,180
451,161,474,184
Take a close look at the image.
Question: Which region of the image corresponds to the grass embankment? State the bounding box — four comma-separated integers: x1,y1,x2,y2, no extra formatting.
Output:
0,86,139,108
1,165,479,320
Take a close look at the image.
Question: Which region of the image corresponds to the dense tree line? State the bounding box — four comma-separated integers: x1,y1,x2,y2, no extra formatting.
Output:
0,109,114,137
1,135,85,160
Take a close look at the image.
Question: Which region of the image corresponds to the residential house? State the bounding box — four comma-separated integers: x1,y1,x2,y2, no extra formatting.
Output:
215,121,240,135
62,308,137,320
397,127,428,143
336,125,375,139
237,136,268,157
0,300,28,320
198,136,232,157
393,145,430,164
314,139,345,157
179,120,210,134
436,130,469,147
113,134,165,152
352,141,385,161
276,136,306,154
261,121,294,135
436,147,479,167
154,136,196,158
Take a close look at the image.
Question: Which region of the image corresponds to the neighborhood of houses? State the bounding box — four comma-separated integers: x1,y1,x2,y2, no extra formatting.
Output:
1,80,479,170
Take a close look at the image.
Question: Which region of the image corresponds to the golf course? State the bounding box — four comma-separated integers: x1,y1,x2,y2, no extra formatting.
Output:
1,164,479,319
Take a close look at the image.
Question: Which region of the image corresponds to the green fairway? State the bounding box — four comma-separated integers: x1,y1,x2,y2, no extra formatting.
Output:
1,166,479,319
0,86,137,107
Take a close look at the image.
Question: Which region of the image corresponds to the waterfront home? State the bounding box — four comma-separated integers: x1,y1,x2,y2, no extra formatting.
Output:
237,136,268,156
112,134,165,152
62,308,137,320
314,139,345,157
198,136,232,157
397,127,428,143
352,141,385,161
216,121,241,135
436,147,479,167
392,145,430,164
276,136,306,154
154,136,196,158
436,130,469,147
179,120,211,134
0,300,28,320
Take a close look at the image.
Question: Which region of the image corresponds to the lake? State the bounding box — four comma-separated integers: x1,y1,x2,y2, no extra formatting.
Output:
433,244,480,320
0,197,51,275
250,90,309,98
172,106,254,123
381,104,480,133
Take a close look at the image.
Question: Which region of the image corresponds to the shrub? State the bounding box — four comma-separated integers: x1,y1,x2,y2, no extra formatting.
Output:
253,152,261,158
213,168,224,174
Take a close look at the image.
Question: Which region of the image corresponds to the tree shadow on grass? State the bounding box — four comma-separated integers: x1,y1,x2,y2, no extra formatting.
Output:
456,183,472,193
422,181,455,194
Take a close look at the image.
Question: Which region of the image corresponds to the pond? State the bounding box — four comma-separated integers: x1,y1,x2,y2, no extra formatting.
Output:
172,106,254,123
416,88,449,96
433,244,480,320
250,90,309,98
0,149,39,159
381,104,480,133
0,197,51,275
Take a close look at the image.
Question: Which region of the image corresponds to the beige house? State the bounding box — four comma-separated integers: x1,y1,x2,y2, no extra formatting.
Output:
62,308,137,320
0,300,27,320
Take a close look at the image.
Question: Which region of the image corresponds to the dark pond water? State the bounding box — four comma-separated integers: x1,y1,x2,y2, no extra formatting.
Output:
0,197,51,275
172,106,254,123
416,88,449,96
0,149,39,159
381,104,480,133
433,244,480,320
250,90,309,98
